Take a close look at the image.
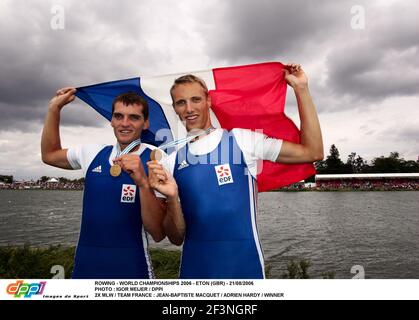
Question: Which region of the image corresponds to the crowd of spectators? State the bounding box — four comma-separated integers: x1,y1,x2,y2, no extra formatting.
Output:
315,178,419,191
1,178,418,191
0,181,84,190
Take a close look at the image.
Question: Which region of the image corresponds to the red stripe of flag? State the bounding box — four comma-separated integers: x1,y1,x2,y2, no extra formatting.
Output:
211,62,316,191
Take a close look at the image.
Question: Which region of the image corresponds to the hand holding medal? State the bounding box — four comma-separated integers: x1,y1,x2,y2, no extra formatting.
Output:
113,154,147,185
147,160,179,199
110,139,142,178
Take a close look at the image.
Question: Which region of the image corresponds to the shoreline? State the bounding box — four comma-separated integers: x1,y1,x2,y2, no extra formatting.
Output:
0,245,181,279
0,245,329,279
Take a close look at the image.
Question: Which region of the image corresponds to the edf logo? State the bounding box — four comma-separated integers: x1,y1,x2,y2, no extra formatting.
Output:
215,164,234,186
121,184,136,203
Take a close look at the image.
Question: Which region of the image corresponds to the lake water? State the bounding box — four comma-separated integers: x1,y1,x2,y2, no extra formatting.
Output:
1,190,418,278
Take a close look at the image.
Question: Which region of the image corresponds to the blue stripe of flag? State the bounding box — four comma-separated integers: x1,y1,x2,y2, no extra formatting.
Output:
75,77,173,147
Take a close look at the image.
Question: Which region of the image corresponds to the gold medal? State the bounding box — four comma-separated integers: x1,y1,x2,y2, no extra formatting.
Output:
150,149,162,161
110,164,121,177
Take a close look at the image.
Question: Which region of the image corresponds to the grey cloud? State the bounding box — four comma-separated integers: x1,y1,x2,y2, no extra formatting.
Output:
204,0,353,62
373,4,419,51
202,0,418,111
326,43,419,103
325,2,419,103
371,125,419,161
337,138,349,143
0,132,82,180
0,0,165,131
60,102,110,127
383,127,419,143
0,98,110,132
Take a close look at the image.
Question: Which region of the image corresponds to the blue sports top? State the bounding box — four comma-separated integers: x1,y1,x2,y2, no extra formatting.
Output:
72,145,153,279
174,130,265,279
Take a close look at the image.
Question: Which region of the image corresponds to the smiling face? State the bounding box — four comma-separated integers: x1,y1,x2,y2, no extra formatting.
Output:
171,82,212,132
110,102,149,150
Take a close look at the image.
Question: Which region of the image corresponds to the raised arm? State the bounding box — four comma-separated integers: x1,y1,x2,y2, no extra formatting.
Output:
41,87,77,169
276,64,324,164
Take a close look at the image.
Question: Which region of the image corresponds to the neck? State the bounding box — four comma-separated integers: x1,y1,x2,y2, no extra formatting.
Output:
187,123,213,134
202,124,213,131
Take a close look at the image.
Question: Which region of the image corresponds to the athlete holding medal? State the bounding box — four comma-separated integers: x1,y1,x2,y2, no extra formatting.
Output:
41,90,166,278
148,64,324,279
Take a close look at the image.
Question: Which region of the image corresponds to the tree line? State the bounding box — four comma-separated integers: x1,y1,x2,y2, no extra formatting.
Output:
0,175,84,184
316,144,419,174
0,175,13,183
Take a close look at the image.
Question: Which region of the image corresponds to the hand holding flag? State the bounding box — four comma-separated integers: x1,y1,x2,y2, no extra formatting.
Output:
283,63,308,89
49,87,77,110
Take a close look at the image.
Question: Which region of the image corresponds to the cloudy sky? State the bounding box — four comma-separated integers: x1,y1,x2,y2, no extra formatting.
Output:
0,0,418,180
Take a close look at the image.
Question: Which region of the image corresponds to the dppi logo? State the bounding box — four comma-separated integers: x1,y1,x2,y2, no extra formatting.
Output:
215,164,234,186
6,280,46,298
121,184,136,203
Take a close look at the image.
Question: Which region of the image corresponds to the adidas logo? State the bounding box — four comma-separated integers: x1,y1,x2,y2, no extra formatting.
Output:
92,165,102,173
177,160,189,170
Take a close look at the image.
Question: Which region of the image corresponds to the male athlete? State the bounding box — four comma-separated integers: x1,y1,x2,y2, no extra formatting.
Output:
148,63,323,279
42,89,165,278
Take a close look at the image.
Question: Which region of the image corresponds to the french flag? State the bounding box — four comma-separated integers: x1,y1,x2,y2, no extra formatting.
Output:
75,61,315,191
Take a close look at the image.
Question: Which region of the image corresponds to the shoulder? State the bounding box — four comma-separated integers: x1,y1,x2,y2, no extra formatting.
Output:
232,128,282,162
231,128,265,140
82,143,108,153
68,144,107,159
230,128,261,151
231,128,282,147
67,144,107,171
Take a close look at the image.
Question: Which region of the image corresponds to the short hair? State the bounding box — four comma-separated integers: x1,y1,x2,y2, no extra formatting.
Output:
170,74,208,102
112,92,149,120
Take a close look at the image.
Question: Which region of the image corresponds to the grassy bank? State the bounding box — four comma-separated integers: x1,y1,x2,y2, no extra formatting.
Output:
0,245,331,279
0,245,180,279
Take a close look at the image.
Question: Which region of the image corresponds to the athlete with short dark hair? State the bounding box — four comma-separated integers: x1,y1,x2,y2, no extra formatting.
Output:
41,89,166,278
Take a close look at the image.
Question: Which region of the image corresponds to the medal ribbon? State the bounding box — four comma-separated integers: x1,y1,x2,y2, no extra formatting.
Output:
110,139,142,177
116,139,142,157
155,127,215,152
